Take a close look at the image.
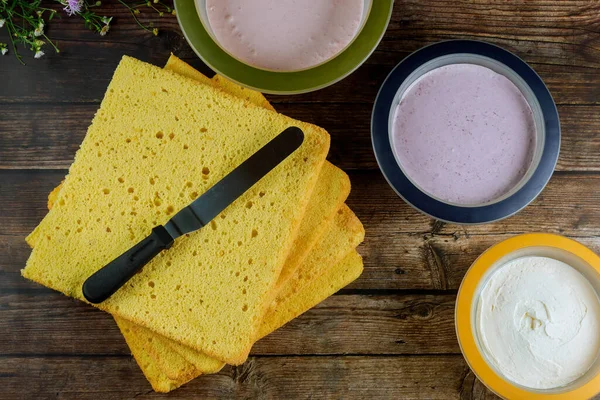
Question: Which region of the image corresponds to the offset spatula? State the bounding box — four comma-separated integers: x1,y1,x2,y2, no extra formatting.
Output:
83,126,304,304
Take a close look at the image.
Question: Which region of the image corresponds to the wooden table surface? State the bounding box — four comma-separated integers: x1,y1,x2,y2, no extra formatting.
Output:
2,1,600,399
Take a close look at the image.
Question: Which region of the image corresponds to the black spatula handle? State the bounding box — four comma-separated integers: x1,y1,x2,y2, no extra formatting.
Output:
82,226,174,303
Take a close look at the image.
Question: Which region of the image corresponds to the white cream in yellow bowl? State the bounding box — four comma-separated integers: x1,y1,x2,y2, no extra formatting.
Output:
477,256,600,390
456,234,600,399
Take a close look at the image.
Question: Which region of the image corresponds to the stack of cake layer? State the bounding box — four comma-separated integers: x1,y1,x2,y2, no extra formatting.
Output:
22,55,365,392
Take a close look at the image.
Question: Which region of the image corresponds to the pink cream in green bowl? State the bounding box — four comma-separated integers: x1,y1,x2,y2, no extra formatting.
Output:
174,0,393,94
198,0,372,73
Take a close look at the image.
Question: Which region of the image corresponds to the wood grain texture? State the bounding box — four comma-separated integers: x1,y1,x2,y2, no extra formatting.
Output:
0,284,459,356
0,355,493,400
2,0,600,398
1,103,600,171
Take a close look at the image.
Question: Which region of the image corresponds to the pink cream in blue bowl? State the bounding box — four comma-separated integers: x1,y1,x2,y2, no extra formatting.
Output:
371,40,560,224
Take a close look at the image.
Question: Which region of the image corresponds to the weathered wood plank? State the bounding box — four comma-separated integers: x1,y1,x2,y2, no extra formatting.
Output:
0,355,498,400
1,104,599,171
352,233,600,290
0,170,62,237
347,171,600,238
1,48,598,106
1,2,600,105
0,283,458,356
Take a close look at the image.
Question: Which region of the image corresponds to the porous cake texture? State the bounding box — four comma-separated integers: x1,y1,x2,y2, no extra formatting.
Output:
22,55,329,365
258,205,365,339
25,56,365,392
260,250,364,341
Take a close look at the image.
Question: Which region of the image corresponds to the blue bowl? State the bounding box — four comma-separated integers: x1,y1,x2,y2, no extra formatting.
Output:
371,40,560,224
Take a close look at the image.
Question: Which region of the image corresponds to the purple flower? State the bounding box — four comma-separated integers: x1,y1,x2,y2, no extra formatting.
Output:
63,0,82,16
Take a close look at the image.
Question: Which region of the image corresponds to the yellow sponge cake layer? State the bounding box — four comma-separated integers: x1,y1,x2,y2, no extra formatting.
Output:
26,56,362,391
22,55,329,365
259,204,365,338
260,250,364,340
212,75,275,111
123,319,224,380
127,205,363,385
116,318,193,393
163,54,215,87
119,249,363,392
275,162,350,288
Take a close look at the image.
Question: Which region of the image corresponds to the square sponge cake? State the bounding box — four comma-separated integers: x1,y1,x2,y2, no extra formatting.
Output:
22,56,329,365
25,57,355,388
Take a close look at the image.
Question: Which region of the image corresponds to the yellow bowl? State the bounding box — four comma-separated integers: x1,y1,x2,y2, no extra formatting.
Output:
456,233,600,399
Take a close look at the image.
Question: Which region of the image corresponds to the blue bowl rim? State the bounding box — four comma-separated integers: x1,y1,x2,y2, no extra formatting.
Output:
371,40,561,224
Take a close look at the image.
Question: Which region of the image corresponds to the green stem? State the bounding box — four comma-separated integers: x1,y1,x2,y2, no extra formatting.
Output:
147,2,161,14
7,0,19,14
11,10,38,29
118,0,151,32
157,1,171,12
42,33,59,53
5,18,24,65
16,3,37,26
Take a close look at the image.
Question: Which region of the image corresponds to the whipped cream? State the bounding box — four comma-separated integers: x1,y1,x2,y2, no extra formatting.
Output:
477,256,600,389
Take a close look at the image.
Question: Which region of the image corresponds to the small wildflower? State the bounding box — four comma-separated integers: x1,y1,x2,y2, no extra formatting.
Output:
34,50,45,59
0,19,5,28
152,28,158,36
33,21,44,37
102,16,112,25
172,9,176,16
63,0,83,16
153,0,158,3
134,9,140,14
96,1,101,5
1,48,7,56
34,40,45,48
159,11,164,17
100,25,109,36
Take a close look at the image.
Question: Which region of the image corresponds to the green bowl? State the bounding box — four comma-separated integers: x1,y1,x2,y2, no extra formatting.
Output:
174,0,394,94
